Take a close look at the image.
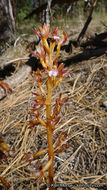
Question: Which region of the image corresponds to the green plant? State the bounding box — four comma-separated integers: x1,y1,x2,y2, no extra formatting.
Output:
17,10,28,22
25,24,69,189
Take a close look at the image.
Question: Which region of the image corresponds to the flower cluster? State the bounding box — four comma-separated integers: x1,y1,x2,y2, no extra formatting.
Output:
31,24,67,77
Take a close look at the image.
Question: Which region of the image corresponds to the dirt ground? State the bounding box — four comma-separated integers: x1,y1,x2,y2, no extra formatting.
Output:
0,23,107,190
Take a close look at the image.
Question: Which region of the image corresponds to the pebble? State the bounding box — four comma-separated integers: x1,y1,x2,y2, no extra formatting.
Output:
102,101,107,108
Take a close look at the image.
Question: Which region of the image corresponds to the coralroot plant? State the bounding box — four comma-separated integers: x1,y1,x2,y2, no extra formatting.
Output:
26,24,69,189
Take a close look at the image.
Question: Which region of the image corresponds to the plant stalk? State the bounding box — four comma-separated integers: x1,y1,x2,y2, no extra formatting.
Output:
46,76,54,190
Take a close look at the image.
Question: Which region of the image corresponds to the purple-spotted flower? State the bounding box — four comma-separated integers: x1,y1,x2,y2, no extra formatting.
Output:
48,68,58,77
31,92,45,110
31,42,45,59
46,61,68,78
52,27,67,45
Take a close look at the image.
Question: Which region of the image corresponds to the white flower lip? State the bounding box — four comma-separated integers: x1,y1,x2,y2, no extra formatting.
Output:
41,29,45,35
48,69,58,77
53,35,64,45
53,36,60,40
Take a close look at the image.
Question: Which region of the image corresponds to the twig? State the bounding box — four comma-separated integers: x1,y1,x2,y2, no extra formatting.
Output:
77,0,98,43
0,57,29,68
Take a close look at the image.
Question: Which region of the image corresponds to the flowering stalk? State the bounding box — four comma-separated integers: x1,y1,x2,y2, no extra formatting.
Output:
46,76,54,185
26,24,68,189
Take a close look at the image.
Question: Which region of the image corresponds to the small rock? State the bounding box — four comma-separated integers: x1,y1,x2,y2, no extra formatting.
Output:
102,101,107,108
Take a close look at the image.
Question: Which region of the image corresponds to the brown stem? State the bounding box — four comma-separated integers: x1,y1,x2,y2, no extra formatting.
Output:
47,125,54,186
46,76,55,190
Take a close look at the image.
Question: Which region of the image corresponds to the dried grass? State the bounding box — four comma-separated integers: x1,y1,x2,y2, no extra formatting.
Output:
0,37,107,190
